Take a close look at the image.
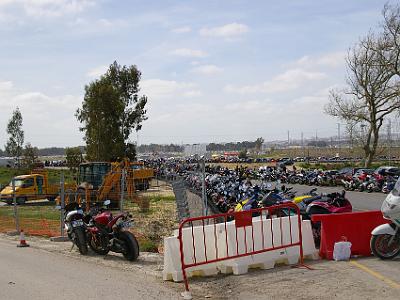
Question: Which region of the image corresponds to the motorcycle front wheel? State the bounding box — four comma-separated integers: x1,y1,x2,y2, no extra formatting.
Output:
370,234,400,260
119,231,139,261
74,227,88,255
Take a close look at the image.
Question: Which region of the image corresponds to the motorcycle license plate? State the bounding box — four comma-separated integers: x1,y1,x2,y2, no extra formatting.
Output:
71,220,84,228
121,221,132,229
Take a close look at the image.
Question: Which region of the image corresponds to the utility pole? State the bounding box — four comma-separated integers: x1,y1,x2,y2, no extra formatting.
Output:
120,169,125,211
201,156,207,216
287,130,290,147
12,178,20,233
301,132,304,157
60,173,65,237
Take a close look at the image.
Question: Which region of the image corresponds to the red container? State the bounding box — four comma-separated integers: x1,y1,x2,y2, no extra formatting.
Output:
311,211,390,259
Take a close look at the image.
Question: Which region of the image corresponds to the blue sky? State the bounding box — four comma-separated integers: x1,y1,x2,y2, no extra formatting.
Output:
0,0,393,147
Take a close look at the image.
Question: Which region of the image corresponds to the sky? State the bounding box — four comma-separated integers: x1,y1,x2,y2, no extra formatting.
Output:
0,0,393,148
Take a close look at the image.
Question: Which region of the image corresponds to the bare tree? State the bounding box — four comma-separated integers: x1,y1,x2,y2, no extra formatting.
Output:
325,31,400,167
379,4,400,77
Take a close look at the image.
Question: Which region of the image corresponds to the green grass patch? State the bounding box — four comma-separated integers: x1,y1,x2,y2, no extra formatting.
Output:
0,205,60,220
138,238,159,252
149,195,176,203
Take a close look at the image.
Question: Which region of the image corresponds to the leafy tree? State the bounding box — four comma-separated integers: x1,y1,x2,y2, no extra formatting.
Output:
325,5,400,167
23,143,38,169
238,149,248,159
66,147,83,172
5,108,24,167
254,137,264,153
76,61,147,161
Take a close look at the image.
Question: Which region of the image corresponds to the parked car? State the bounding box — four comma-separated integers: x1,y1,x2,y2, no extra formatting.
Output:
375,166,400,177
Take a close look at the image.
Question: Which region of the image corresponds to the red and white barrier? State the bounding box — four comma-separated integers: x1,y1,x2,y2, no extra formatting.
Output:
163,203,318,296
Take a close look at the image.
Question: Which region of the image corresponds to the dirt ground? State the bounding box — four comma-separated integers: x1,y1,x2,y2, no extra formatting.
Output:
1,233,399,300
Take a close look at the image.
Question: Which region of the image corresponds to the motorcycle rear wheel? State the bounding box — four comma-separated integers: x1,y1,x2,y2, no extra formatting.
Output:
119,231,139,261
370,234,400,260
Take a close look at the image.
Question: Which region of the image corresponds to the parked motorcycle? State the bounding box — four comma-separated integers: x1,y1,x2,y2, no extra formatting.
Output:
305,191,352,246
292,188,319,212
382,176,397,194
63,202,88,255
85,200,140,261
370,178,400,259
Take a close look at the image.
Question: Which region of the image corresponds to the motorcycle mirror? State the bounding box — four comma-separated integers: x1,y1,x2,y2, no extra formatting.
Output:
104,199,111,206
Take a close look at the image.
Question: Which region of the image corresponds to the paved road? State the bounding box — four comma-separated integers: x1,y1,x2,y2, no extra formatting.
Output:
0,239,179,300
287,184,385,211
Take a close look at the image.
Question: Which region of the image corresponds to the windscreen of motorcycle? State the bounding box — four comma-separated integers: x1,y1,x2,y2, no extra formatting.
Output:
392,177,400,197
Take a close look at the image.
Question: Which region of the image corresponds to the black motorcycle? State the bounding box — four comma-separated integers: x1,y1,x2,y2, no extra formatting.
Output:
63,202,88,255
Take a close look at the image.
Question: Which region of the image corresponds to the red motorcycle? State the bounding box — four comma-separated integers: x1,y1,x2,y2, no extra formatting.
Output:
305,191,352,247
84,200,139,261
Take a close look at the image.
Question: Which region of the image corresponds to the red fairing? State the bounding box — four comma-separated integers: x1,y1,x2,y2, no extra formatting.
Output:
108,213,125,227
94,211,112,226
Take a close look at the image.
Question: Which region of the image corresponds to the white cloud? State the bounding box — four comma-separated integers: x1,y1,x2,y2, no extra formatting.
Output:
24,0,95,17
0,80,13,91
183,90,202,97
191,64,223,75
224,69,326,94
170,48,207,58
141,79,198,98
171,26,191,33
224,100,274,114
199,22,249,38
0,81,83,147
0,0,95,17
86,65,108,78
296,51,346,68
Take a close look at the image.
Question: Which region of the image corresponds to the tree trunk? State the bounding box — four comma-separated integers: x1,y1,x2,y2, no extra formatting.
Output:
363,126,380,167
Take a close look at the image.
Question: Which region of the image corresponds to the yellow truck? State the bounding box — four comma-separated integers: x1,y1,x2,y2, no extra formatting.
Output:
0,169,74,205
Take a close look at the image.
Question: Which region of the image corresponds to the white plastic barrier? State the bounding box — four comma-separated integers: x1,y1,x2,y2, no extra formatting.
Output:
163,223,221,281
216,216,314,275
163,217,319,282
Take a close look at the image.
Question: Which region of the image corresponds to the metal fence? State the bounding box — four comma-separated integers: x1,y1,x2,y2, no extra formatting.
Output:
0,172,178,253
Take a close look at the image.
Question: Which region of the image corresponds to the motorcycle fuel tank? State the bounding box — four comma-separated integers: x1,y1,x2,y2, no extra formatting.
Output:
94,211,112,226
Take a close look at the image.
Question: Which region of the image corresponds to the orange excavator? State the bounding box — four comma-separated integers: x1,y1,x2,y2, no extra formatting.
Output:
63,159,153,209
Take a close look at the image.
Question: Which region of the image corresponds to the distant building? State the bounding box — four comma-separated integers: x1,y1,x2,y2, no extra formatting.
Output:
0,157,13,167
183,144,207,157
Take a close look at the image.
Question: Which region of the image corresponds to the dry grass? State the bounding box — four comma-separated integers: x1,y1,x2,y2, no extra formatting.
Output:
125,183,178,252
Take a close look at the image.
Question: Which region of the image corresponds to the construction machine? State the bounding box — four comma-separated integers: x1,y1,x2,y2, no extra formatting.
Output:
64,159,153,209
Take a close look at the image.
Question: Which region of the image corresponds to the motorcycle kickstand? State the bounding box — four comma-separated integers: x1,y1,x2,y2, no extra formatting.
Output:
70,243,75,252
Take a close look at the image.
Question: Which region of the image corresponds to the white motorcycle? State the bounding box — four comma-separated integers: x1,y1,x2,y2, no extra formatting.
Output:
370,178,400,259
